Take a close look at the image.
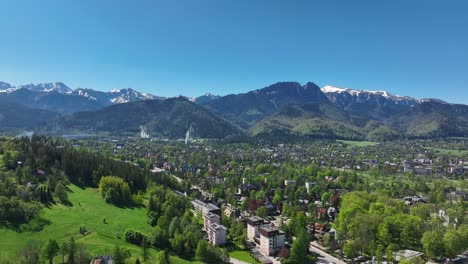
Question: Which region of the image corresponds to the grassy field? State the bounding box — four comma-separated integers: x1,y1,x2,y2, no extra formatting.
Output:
337,140,378,148
0,184,201,264
229,251,260,263
426,147,468,158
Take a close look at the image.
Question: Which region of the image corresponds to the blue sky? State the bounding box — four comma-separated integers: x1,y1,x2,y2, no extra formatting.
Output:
0,0,467,103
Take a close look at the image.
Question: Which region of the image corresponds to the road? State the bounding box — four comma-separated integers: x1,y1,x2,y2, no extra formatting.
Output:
309,241,346,264
230,257,250,264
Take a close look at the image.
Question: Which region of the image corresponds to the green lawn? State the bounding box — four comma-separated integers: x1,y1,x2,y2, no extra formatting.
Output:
0,184,201,264
426,147,468,158
337,140,378,148
229,251,261,263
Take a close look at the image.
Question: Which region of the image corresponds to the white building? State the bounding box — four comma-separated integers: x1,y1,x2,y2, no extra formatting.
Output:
191,199,221,216
207,223,227,245
247,216,285,256
203,210,227,246
259,226,285,256
247,216,265,242
204,212,220,232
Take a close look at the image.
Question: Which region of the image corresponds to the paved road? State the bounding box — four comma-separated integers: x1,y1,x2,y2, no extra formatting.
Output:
230,257,250,264
309,241,346,264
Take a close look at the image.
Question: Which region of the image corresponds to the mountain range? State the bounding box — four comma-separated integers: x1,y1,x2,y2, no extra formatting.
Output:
0,82,163,114
1,80,467,140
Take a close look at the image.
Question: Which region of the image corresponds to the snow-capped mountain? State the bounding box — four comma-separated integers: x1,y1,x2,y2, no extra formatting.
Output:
109,88,160,103
192,93,221,104
320,85,421,121
0,81,164,114
19,82,73,94
321,85,420,105
0,82,17,93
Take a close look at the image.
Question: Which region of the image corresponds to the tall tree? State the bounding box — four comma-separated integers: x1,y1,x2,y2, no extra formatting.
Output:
157,249,170,264
60,242,69,264
43,239,60,264
68,237,76,264
421,229,444,260
283,231,314,264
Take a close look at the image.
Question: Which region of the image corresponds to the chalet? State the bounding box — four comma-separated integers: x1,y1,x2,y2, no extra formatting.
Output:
308,222,331,238
403,195,428,205
224,204,240,218
90,255,113,264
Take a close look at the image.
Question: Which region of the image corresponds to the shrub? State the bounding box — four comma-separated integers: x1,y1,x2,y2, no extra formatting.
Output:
98,176,131,205
124,229,148,246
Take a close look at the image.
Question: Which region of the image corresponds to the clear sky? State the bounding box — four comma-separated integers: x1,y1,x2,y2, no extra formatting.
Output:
0,0,467,103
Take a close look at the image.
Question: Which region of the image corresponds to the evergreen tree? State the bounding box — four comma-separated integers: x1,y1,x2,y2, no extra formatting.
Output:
43,239,59,264
157,249,170,264
68,237,76,264
283,231,314,264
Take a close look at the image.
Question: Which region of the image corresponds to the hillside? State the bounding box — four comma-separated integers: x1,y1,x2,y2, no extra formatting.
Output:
0,99,60,130
389,101,468,138
251,101,366,140
45,97,244,139
201,82,329,128
0,184,200,264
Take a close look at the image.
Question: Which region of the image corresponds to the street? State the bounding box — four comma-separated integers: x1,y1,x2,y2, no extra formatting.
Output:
309,241,346,264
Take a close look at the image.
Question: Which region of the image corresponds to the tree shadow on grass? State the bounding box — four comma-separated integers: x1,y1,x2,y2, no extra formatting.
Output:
65,185,75,193
0,217,51,233
113,201,145,210
62,199,74,207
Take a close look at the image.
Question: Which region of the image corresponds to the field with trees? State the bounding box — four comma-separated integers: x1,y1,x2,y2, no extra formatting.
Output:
0,136,211,264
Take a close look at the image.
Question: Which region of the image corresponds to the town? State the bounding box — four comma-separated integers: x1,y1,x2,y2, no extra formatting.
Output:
75,136,468,263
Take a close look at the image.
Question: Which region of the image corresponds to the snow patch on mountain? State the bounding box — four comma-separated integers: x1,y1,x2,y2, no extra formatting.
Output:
193,93,221,104
74,89,97,101
18,82,73,94
108,88,158,103
0,82,18,93
321,85,420,102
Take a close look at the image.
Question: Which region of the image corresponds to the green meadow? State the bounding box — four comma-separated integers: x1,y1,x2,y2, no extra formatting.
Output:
426,147,468,158
0,184,201,264
337,140,378,148
229,251,260,263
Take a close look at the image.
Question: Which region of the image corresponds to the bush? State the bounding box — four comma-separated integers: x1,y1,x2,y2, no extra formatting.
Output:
124,229,148,246
98,176,131,205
